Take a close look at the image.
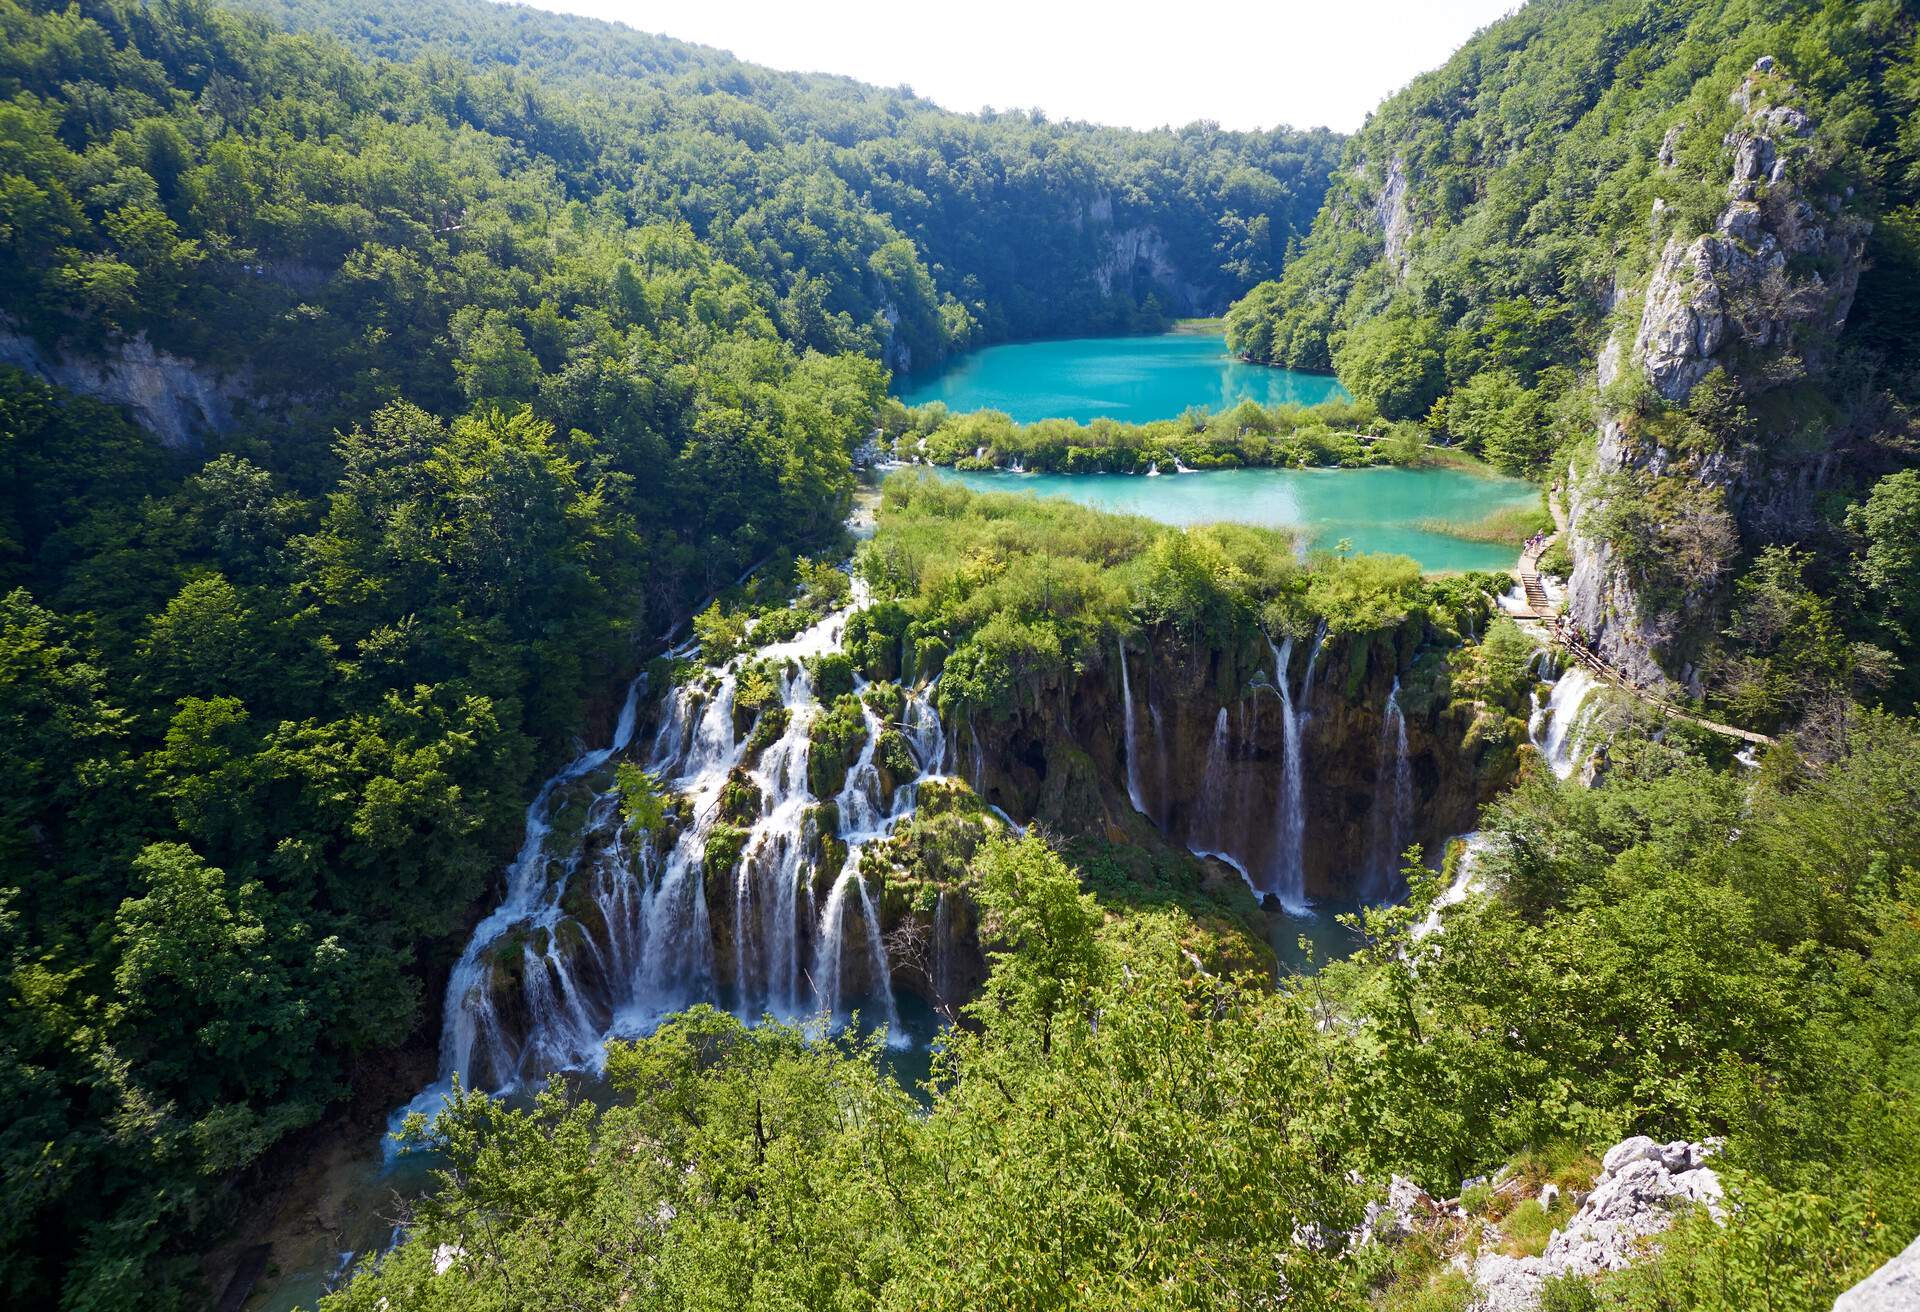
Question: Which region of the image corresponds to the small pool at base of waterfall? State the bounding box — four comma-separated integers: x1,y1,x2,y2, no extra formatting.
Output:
1269,899,1370,976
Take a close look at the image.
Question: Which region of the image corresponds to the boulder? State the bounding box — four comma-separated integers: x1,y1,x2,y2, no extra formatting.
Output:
1356,1174,1440,1245
1834,1235,1920,1312
1468,1135,1723,1311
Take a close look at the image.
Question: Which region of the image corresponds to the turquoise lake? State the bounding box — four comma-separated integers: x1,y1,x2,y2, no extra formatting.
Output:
932,466,1536,573
896,333,1349,423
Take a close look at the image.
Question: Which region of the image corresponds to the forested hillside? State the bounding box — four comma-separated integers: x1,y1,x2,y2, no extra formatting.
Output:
328,479,1920,1312
1226,0,1920,726
235,0,1342,350
7,0,1920,1309
0,0,1340,1302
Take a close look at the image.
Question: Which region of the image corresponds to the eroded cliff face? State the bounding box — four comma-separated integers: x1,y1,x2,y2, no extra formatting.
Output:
1566,57,1870,691
1090,223,1211,314
965,621,1512,905
1373,155,1412,277
0,323,249,449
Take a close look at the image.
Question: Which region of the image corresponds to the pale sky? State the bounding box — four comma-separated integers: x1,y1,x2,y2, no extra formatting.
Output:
514,0,1523,134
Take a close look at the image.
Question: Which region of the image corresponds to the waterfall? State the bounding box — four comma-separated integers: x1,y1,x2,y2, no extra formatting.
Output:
1532,665,1599,780
1365,678,1414,901
1262,634,1308,911
932,889,953,1008
1118,639,1150,817
396,592,942,1138
1414,830,1491,940
1197,707,1231,849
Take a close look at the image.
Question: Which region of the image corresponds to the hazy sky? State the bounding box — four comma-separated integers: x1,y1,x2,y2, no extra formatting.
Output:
515,0,1522,134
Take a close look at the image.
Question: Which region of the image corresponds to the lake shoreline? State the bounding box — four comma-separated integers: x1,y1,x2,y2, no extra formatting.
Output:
911,463,1540,573
894,331,1350,424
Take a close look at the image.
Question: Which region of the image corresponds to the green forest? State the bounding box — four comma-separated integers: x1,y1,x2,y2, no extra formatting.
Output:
3,0,1920,1308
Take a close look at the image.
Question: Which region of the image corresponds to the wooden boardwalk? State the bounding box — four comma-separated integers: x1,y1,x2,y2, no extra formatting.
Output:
1507,502,1774,748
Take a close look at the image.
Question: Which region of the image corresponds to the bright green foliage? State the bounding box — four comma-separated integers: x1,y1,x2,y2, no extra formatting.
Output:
1710,547,1860,729
864,472,1493,720
1850,468,1920,646
311,706,1920,1310
1327,716,1920,1301
806,693,869,798
614,762,667,836
325,838,1365,1311
885,394,1386,472
807,651,857,702
1333,313,1446,421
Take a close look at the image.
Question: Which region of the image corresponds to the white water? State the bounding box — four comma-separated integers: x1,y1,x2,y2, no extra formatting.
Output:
1118,639,1151,817
1262,634,1311,912
1365,678,1414,901
396,596,956,1138
1532,664,1600,779
1414,830,1491,940
1196,707,1232,849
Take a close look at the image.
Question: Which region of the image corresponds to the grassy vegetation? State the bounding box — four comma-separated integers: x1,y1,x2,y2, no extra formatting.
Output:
855,470,1500,720
1167,316,1229,335
1416,503,1553,546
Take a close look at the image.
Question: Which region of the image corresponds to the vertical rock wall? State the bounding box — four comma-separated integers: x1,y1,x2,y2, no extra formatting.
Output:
1565,57,1870,692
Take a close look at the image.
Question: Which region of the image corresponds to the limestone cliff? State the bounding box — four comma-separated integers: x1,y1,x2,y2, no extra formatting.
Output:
1566,57,1870,691
965,618,1515,905
1090,223,1211,315
0,322,250,450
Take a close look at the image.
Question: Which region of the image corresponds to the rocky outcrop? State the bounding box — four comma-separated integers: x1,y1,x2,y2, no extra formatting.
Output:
1835,1234,1920,1312
1091,225,1208,312
966,619,1507,904
1469,1137,1724,1312
0,323,249,449
1374,156,1412,276
1566,57,1870,692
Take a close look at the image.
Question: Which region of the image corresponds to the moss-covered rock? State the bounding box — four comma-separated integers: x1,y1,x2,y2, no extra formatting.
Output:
732,658,784,736
807,693,868,797
861,680,906,721
873,728,917,799
743,705,790,762
807,651,856,701
704,822,750,888
717,768,763,826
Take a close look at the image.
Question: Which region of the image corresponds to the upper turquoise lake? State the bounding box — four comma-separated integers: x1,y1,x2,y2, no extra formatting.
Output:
896,332,1349,423
932,466,1535,573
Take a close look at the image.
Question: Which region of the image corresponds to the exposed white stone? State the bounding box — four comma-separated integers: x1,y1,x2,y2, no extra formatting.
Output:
1566,56,1868,696
1357,1174,1441,1245
0,321,249,449
1833,1234,1920,1312
1467,1136,1723,1311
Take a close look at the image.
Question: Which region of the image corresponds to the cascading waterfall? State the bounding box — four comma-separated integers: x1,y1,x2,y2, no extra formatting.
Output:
1118,639,1150,817
420,673,645,1115
1261,634,1310,911
1532,663,1600,779
1196,707,1231,848
398,595,962,1134
1365,678,1414,901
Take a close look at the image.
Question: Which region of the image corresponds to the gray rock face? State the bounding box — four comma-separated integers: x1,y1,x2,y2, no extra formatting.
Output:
1357,1174,1441,1245
1566,56,1869,692
1468,1136,1723,1312
0,323,248,449
1834,1234,1920,1312
1375,155,1412,275
1091,224,1206,311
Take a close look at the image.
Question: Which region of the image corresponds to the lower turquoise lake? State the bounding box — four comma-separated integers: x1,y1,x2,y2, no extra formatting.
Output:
896,333,1349,423
930,466,1536,573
